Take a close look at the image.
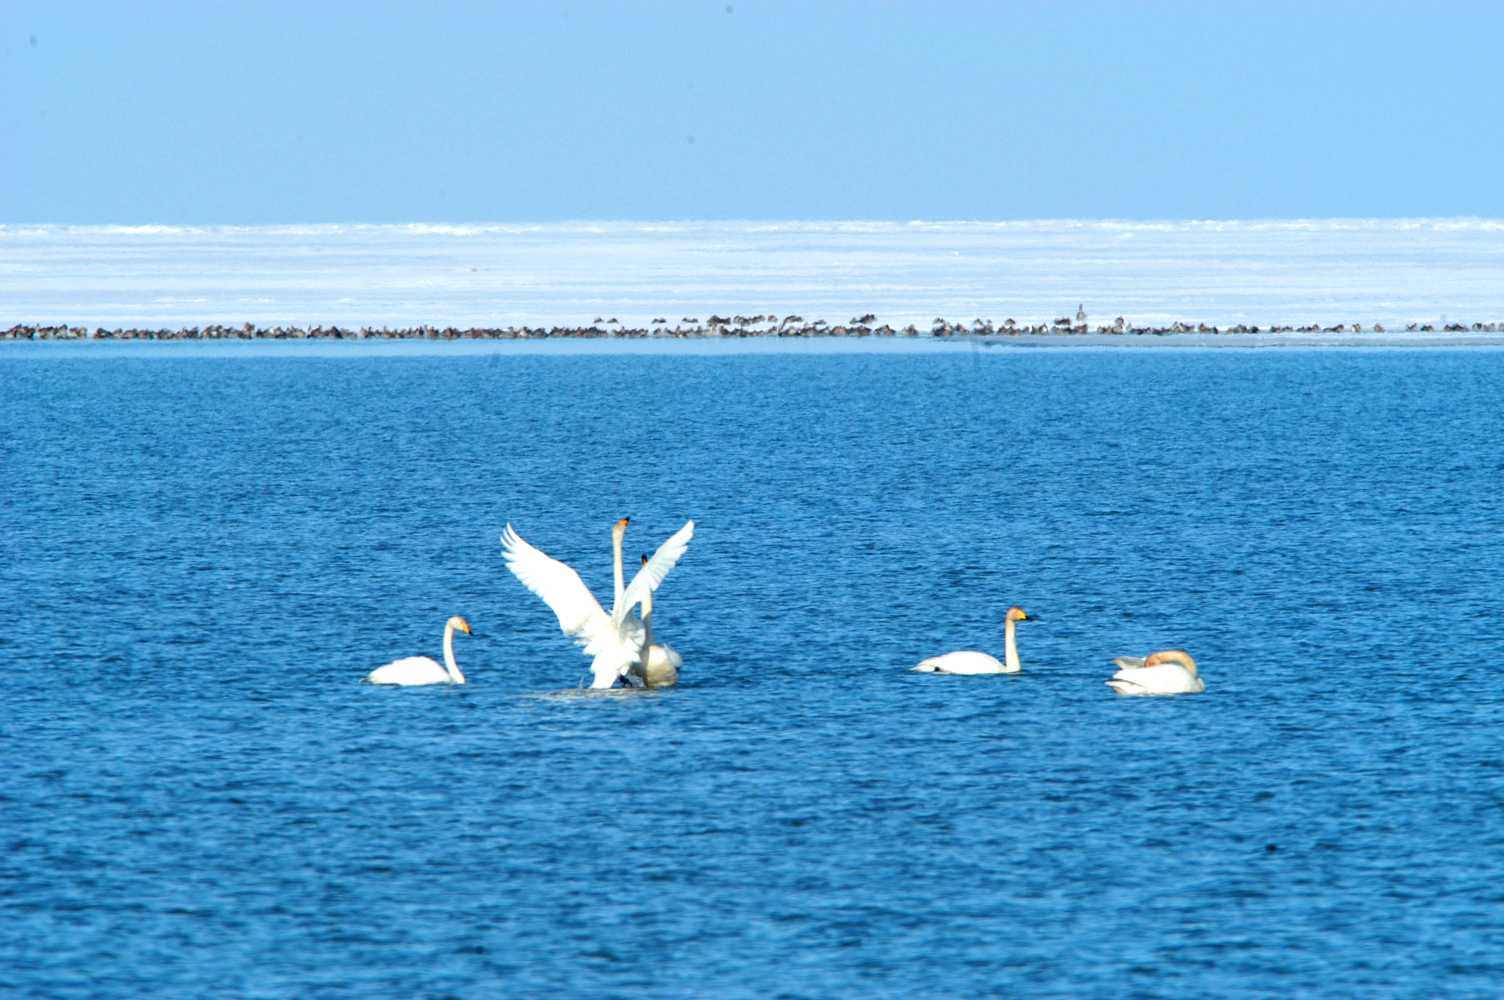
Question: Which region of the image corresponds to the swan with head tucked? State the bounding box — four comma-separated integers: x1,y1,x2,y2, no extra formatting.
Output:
1107,649,1204,695
629,552,682,688
366,615,473,685
913,606,1034,674
502,519,694,688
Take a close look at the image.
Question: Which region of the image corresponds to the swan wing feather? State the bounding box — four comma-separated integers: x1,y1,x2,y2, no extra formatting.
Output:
912,651,1005,675
588,650,635,688
501,523,615,652
367,656,447,685
617,519,695,623
378,655,441,671
1108,663,1203,695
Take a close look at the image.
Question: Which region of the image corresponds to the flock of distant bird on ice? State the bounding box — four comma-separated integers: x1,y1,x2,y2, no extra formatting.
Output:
10,302,1498,341
364,517,1205,697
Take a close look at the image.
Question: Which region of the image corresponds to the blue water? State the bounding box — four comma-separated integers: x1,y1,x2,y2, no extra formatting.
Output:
4,342,1504,997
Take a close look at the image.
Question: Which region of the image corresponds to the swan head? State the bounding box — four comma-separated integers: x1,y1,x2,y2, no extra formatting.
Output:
613,516,631,538
1145,649,1196,675
1006,606,1033,623
446,615,473,636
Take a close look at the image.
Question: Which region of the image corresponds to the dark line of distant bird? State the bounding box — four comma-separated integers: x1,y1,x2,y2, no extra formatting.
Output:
7,310,1504,342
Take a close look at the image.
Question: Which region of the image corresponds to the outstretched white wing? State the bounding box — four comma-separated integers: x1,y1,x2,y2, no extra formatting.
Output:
617,519,695,623
501,523,617,658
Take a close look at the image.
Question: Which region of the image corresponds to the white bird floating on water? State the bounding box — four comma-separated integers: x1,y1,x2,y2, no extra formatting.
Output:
1106,649,1204,696
366,615,473,686
913,606,1034,675
502,519,694,689
629,552,682,688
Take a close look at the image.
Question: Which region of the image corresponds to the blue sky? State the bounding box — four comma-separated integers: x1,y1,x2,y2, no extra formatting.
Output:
3,1,1501,222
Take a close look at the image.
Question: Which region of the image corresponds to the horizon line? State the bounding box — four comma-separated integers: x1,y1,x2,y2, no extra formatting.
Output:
5,215,1504,231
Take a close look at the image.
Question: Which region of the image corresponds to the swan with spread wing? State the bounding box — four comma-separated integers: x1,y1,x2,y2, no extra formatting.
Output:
501,519,694,688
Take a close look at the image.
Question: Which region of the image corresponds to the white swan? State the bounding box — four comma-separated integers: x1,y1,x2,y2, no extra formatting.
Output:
630,553,682,688
609,516,631,617
913,606,1033,674
502,519,694,688
1107,649,1204,696
606,515,654,644
366,615,473,686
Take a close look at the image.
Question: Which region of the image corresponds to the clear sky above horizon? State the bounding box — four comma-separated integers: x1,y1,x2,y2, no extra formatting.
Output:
3,1,1501,223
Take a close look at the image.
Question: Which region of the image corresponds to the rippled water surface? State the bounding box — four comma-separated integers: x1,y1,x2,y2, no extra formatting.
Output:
5,342,1504,997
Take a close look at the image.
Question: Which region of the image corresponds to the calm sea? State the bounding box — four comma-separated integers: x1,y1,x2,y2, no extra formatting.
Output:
4,340,1503,996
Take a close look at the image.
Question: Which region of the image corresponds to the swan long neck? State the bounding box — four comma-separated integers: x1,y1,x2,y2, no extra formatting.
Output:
611,528,626,613
442,623,465,684
1004,617,1021,672
639,590,655,657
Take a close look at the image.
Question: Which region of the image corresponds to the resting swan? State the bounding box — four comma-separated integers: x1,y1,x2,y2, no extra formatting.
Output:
502,519,694,689
630,553,682,688
913,606,1033,674
366,615,473,685
1107,649,1204,695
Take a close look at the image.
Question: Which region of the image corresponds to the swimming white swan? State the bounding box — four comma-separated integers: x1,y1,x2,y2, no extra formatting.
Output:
502,519,694,688
1106,649,1204,695
366,615,473,686
913,606,1033,674
630,553,682,688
